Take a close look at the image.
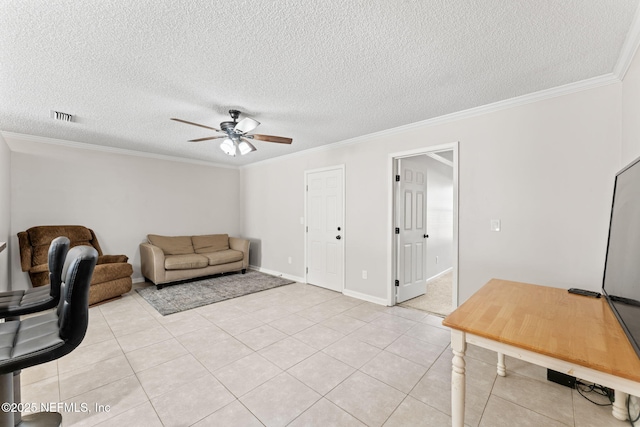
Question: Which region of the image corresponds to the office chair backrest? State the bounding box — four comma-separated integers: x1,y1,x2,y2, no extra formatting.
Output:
57,246,98,344
48,236,70,300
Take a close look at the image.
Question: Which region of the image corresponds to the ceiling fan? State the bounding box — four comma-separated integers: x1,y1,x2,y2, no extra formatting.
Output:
171,110,293,156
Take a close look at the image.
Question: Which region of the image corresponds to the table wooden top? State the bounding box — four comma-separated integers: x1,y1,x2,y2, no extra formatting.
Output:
443,278,640,383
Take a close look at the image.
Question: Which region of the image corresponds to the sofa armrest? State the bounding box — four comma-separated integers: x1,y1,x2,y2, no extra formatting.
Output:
140,243,166,284
97,254,129,264
229,237,250,270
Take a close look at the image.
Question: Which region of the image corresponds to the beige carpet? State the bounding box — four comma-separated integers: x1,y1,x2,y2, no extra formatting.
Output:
400,270,453,317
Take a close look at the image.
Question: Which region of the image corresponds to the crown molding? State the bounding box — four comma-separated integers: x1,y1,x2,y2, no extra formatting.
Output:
7,2,640,174
242,73,621,169
614,2,640,80
1,131,239,170
2,67,624,174
242,2,640,170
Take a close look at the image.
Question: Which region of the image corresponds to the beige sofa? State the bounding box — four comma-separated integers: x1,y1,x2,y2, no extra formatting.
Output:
140,234,250,288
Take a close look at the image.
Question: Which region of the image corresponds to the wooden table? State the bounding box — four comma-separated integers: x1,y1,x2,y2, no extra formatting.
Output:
442,278,640,427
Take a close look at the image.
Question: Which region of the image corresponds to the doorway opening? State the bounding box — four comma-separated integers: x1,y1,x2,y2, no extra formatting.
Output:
388,143,458,316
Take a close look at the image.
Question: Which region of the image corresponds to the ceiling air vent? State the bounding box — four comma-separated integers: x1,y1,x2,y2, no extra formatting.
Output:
50,110,73,122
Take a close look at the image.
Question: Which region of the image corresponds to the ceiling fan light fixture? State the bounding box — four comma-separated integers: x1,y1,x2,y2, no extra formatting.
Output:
173,109,292,154
220,138,237,156
234,117,260,134
238,139,256,155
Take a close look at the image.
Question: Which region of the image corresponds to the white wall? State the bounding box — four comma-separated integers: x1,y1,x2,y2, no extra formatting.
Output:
242,82,622,304
5,46,637,301
241,155,308,277
424,155,453,280
622,45,640,164
8,136,241,290
0,133,11,291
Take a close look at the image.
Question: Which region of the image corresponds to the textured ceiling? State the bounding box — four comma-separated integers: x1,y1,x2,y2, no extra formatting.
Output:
1,0,639,166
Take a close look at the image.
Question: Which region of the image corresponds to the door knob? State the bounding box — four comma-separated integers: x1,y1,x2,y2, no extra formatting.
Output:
336,235,342,240
423,234,429,238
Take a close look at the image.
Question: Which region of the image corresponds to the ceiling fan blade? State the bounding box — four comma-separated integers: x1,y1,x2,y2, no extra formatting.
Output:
251,134,293,144
188,135,226,142
235,117,260,134
171,118,220,132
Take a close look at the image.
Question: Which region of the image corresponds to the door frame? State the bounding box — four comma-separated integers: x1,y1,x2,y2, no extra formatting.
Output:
387,142,459,307
395,156,429,303
304,164,346,293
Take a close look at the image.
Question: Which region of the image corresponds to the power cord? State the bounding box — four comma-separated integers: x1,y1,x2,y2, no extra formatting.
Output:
575,380,640,426
629,395,640,427
575,380,614,406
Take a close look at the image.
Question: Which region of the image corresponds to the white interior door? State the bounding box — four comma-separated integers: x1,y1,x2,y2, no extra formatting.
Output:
306,167,344,292
396,157,428,302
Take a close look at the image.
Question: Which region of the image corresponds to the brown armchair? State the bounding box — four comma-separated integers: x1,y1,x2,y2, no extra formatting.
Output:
18,225,133,305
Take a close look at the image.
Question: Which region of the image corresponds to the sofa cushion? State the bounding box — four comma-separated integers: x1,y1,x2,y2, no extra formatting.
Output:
148,235,194,255
164,254,208,270
97,254,129,264
192,234,229,253
201,249,244,266
91,262,134,284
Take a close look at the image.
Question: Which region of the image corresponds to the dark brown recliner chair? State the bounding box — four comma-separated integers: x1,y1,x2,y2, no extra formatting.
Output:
18,225,133,305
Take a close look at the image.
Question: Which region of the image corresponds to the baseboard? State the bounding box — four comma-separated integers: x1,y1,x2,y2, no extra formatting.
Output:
248,265,305,283
342,288,389,306
132,276,146,284
427,267,453,283
248,265,388,306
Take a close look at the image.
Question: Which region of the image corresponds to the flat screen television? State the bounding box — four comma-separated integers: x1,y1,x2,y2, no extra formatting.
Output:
602,156,640,358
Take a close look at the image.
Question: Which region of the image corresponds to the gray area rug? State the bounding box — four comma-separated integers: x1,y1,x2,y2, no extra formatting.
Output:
136,270,295,315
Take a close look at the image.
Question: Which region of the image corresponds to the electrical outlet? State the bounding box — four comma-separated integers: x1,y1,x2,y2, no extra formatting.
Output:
435,256,439,264
362,270,367,279
288,257,292,264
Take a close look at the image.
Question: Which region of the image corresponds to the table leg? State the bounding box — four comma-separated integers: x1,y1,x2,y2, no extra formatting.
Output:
497,352,506,377
451,329,467,427
612,389,628,421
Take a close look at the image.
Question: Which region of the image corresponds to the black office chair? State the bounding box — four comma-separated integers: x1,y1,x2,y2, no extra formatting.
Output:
0,245,98,426
0,236,69,426
0,236,70,319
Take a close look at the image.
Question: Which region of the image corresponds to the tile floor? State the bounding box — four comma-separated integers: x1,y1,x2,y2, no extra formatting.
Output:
20,280,629,426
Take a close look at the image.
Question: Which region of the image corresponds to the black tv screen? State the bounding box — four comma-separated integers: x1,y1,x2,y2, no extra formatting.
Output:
602,156,640,358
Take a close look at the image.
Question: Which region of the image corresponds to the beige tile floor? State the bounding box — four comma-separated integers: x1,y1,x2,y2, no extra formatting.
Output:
19,280,629,426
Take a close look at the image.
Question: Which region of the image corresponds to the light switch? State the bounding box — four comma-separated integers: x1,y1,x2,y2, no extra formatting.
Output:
490,219,501,232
